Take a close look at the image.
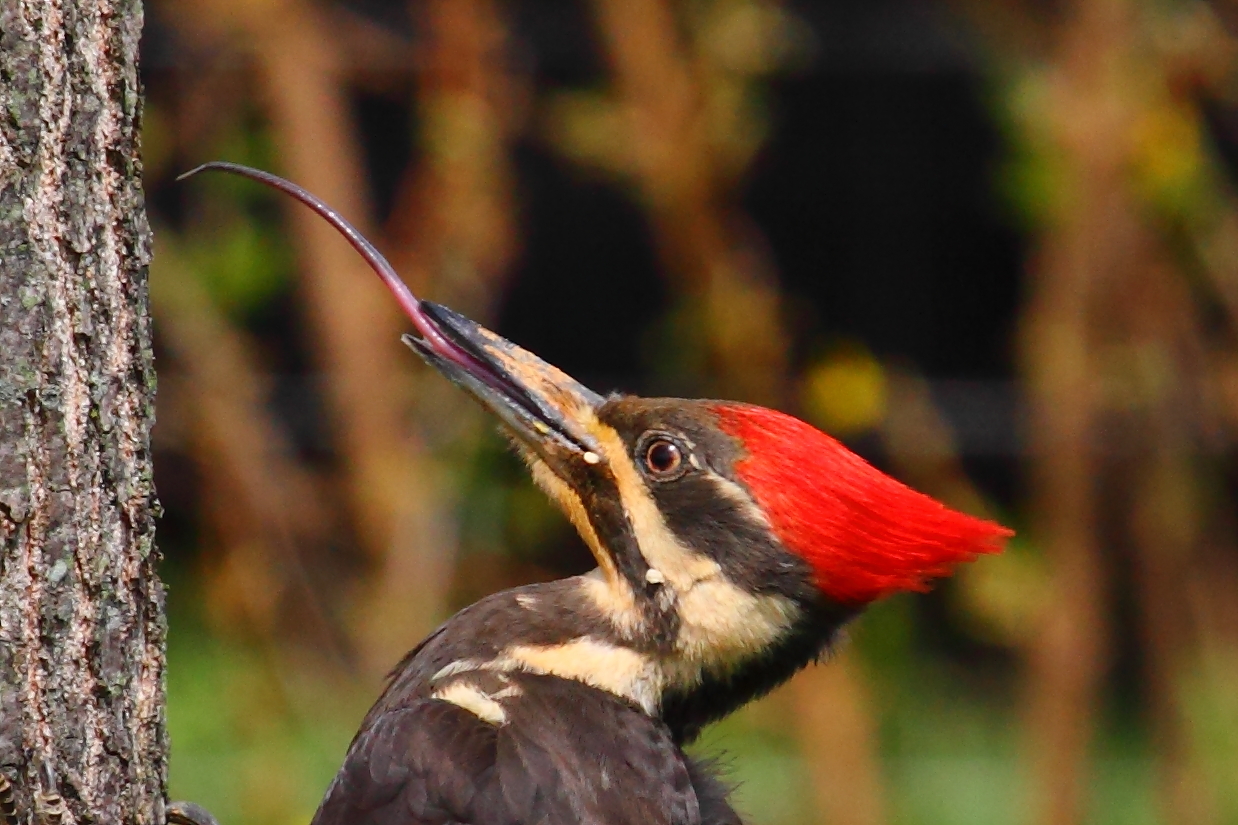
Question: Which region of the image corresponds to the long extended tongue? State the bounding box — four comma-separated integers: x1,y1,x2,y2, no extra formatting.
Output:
176,161,488,378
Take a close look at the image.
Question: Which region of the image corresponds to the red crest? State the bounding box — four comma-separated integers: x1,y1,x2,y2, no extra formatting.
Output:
712,404,1010,605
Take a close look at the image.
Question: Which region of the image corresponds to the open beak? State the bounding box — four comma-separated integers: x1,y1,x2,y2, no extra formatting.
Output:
176,162,606,467
403,302,605,464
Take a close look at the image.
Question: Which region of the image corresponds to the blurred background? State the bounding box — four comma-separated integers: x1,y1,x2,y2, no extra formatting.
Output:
140,0,1238,823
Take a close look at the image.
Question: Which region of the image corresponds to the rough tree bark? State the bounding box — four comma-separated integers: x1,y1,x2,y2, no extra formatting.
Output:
0,0,164,823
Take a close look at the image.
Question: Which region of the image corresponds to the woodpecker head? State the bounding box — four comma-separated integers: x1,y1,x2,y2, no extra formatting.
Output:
184,162,1011,738
401,302,1009,732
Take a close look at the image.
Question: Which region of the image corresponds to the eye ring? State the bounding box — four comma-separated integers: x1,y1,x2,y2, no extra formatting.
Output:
640,435,688,481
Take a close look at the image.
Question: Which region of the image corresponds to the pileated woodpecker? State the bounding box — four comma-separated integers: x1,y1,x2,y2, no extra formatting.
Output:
182,163,1011,825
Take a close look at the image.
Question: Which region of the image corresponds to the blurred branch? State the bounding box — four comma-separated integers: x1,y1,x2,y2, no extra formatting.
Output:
376,0,525,507
586,0,790,405
387,0,521,317
329,6,418,92
790,652,888,825
949,0,1238,820
1131,451,1215,825
151,232,349,669
1020,220,1109,825
167,0,457,676
1014,3,1133,822
1109,247,1219,825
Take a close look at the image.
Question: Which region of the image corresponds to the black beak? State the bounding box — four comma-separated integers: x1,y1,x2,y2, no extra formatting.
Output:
403,302,605,462
177,161,605,464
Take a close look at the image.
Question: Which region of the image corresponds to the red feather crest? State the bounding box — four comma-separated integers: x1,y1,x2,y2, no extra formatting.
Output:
712,404,1011,605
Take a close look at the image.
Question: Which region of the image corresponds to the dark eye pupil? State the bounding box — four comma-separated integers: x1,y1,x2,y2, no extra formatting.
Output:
646,441,681,474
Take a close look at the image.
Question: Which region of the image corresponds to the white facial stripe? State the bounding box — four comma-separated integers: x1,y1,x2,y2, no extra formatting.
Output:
501,639,663,715
432,681,509,725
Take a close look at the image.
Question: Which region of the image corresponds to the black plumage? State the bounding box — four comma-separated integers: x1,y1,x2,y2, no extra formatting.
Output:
312,670,740,825
312,577,758,825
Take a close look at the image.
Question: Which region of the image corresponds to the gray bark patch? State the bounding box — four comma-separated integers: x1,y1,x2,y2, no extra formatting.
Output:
0,0,165,823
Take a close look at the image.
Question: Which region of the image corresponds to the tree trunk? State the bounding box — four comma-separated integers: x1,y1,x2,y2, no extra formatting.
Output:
0,0,164,823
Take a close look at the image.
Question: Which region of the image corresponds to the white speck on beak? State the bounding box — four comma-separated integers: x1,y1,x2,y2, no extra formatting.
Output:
645,568,665,585
583,451,601,465
533,421,551,434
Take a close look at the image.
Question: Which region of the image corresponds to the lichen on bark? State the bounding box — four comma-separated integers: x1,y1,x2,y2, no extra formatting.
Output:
0,0,165,823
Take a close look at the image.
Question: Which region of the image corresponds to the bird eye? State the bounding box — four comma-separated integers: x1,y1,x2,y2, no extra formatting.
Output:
643,438,684,478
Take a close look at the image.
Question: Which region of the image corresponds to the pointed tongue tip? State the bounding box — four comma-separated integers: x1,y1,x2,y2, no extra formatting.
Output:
177,161,489,375
712,403,1012,606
